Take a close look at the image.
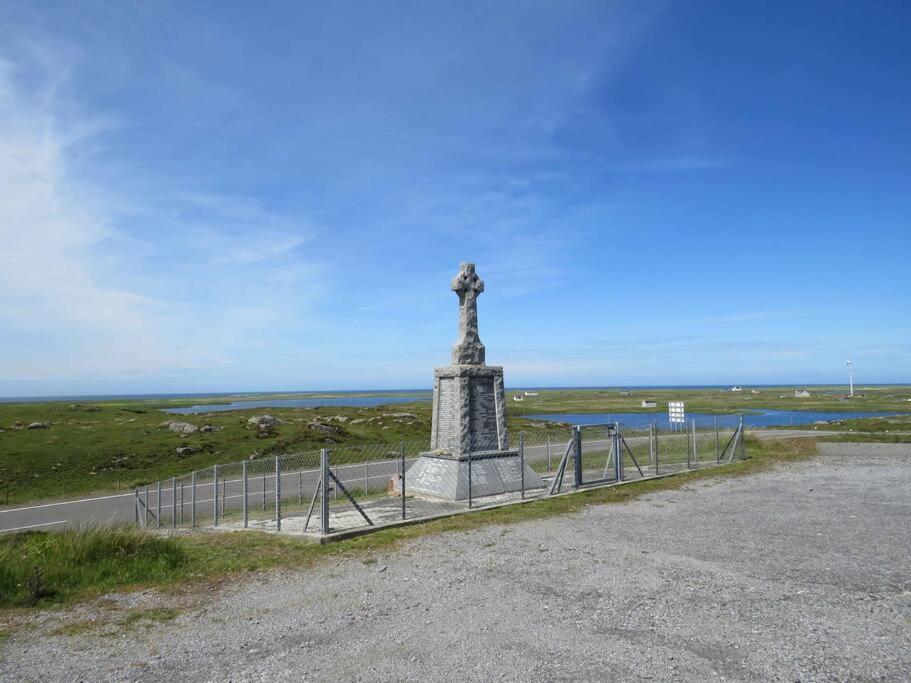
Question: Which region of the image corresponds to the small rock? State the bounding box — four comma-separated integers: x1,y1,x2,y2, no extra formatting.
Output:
176,446,199,455
248,415,281,429
168,422,198,435
309,422,339,434
200,424,223,433
26,422,50,430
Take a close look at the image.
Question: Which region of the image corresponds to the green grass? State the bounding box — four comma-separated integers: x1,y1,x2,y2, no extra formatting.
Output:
0,525,186,607
0,435,816,610
509,385,911,416
2,385,907,505
0,398,435,504
809,414,911,443
820,432,911,444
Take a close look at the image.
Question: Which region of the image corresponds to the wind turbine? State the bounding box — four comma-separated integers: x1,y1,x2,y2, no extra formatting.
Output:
846,360,854,397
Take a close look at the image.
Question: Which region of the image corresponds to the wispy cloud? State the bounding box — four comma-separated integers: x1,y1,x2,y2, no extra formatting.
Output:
0,46,325,391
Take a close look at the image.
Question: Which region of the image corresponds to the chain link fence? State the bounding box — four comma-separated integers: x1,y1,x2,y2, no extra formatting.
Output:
135,418,745,536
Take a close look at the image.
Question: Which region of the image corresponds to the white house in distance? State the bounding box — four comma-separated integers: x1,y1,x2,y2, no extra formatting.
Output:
795,389,811,398
512,394,524,402
730,386,743,392
641,399,657,408
524,391,539,396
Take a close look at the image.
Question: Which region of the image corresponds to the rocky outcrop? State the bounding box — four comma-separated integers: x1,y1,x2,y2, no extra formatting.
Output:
166,421,198,435
248,415,281,429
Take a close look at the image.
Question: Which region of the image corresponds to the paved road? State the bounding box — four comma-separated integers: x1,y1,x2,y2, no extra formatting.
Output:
0,429,831,534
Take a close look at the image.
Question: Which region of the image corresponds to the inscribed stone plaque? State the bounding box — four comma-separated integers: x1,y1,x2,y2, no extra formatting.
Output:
493,457,523,486
411,458,446,489
436,377,457,452
469,376,498,452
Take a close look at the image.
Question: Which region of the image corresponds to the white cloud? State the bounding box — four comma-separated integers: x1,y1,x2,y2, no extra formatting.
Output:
0,50,324,392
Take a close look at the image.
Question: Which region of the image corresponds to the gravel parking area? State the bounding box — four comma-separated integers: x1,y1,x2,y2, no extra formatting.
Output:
2,442,909,681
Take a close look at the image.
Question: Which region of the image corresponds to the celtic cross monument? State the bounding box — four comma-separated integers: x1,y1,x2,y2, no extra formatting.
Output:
451,263,485,365
406,263,545,500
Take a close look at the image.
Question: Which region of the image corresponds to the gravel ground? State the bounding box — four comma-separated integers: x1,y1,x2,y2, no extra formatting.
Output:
2,442,909,681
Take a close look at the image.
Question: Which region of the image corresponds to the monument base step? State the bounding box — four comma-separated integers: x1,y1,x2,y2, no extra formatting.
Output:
405,451,545,501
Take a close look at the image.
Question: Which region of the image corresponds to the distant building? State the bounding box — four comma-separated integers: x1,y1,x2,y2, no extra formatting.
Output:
795,389,811,398
641,399,657,408
730,386,743,392
751,389,760,394
523,391,539,396
512,394,524,402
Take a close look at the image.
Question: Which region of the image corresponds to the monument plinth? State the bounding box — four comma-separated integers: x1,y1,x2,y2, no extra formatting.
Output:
406,263,545,501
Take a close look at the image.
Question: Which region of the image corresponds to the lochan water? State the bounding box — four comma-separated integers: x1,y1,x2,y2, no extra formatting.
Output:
524,409,902,429
162,397,903,429
163,394,430,414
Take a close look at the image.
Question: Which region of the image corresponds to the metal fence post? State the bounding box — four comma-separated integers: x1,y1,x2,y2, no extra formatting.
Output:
144,485,150,526
613,424,622,482
573,426,582,488
400,441,406,520
546,433,551,471
688,419,694,469
262,473,267,511
191,472,196,528
299,470,303,508
739,415,746,460
171,477,177,529
654,422,659,476
156,481,161,529
714,416,720,460
320,449,330,534
275,456,282,532
213,464,219,527
649,423,654,467
242,461,248,528
364,462,369,496
134,489,139,526
519,431,525,499
180,481,185,525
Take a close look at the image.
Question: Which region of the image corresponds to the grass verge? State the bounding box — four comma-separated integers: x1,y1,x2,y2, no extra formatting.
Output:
818,432,911,444
0,436,816,610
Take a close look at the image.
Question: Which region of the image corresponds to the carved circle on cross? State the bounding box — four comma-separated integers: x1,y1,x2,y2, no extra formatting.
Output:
451,262,485,299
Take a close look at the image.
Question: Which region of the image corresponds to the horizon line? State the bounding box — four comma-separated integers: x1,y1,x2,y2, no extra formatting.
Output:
2,382,909,403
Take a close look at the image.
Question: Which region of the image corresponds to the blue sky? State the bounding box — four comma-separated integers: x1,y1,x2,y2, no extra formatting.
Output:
0,1,909,396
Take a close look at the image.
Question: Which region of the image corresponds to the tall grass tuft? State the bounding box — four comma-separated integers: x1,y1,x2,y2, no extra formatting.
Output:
0,525,187,607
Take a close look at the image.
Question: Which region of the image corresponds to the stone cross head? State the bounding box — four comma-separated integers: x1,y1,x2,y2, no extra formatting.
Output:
451,262,486,365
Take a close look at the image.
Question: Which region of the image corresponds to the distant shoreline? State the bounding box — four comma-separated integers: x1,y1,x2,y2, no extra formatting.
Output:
2,383,909,404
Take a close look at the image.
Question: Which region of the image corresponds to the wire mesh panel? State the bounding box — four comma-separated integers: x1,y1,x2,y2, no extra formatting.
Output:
241,457,275,527
654,426,690,475
616,424,651,481
274,450,322,527
522,429,573,477
577,424,618,485
323,442,415,532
